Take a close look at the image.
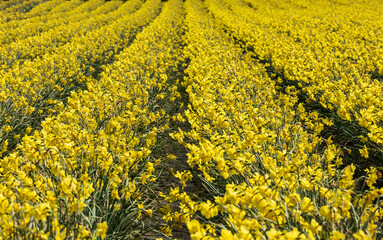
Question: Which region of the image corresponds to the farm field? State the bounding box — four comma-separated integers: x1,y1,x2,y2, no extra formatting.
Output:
0,0,383,239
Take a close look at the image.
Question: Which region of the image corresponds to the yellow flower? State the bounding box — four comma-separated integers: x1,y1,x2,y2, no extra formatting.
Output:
365,167,381,189
174,170,193,189
2,125,13,133
37,230,49,240
166,187,180,202
0,140,8,154
187,219,207,240
285,228,306,239
225,184,240,205
78,225,90,238
319,205,332,221
137,202,145,219
160,225,172,237
187,219,204,235
267,228,283,239
60,176,77,197
339,164,355,189
198,200,218,219
96,221,108,240
300,177,313,190
307,219,322,235
301,197,314,212
329,230,345,240
353,230,372,240
159,204,171,215
359,145,369,159
286,193,301,207
146,209,153,217
33,203,50,221
220,229,237,239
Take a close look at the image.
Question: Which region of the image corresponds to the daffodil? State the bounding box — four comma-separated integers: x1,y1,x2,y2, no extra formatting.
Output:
96,221,108,240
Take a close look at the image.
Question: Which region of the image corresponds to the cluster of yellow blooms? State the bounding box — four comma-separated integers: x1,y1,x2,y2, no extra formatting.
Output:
0,0,149,155
24,0,71,17
1,0,382,239
206,0,383,153
0,0,116,54
0,0,185,238
163,0,383,239
0,0,46,23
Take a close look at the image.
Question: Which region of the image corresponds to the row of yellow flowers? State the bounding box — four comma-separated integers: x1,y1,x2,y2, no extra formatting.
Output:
0,0,186,238
0,0,106,46
0,0,153,156
207,0,383,156
0,0,122,68
163,0,383,239
0,0,20,11
0,0,50,24
25,0,69,17
0,0,23,12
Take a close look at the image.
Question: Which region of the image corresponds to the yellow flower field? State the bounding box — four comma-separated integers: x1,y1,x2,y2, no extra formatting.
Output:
0,0,382,239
